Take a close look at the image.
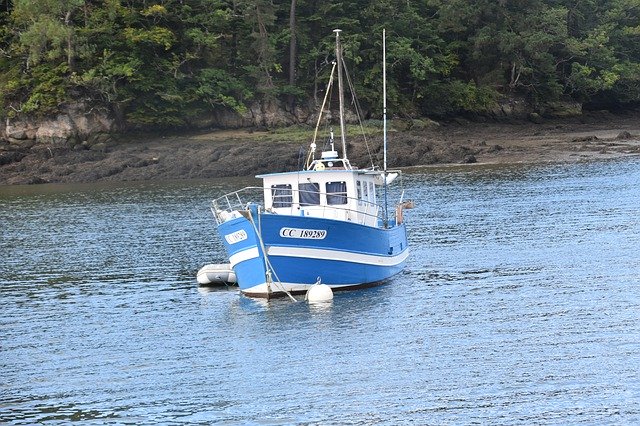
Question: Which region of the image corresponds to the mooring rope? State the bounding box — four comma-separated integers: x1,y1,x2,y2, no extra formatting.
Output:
247,207,297,302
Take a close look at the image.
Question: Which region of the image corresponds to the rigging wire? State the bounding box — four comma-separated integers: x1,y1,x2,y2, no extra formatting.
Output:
342,56,376,169
306,61,337,170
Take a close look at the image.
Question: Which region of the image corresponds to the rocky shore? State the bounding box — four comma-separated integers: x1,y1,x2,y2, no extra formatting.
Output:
1,109,639,185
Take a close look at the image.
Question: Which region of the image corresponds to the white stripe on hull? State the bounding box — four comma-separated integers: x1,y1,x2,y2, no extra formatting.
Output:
229,246,260,268
267,246,409,266
241,281,361,296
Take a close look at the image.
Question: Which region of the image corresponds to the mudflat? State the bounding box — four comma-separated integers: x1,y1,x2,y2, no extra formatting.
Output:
1,109,639,185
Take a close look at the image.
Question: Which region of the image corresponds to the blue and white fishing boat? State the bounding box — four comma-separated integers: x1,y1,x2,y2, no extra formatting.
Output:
210,29,411,298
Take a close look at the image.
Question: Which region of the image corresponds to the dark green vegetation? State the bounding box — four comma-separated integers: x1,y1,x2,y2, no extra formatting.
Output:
1,0,639,127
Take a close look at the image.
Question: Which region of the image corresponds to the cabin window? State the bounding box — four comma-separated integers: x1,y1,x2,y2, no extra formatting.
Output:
271,184,292,208
356,181,362,205
299,182,320,206
368,182,375,202
326,181,347,205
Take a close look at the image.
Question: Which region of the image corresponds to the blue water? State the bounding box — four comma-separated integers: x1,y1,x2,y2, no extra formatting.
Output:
1,159,639,424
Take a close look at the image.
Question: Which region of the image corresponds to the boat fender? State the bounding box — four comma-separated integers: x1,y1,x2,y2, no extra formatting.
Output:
306,277,333,303
306,284,333,303
314,162,325,171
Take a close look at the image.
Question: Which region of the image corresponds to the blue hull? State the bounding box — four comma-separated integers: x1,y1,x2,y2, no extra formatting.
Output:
218,212,408,297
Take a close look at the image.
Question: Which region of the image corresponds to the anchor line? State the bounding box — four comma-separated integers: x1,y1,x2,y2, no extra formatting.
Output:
247,207,297,302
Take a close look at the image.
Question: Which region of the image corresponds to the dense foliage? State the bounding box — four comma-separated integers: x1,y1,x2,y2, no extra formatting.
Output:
1,0,639,125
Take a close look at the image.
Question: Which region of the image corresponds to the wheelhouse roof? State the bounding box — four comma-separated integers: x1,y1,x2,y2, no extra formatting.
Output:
255,169,382,179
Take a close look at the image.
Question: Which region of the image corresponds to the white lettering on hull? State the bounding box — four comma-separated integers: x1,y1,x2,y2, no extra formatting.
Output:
225,229,248,244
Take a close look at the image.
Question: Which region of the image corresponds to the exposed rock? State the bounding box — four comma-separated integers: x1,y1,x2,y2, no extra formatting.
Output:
190,100,311,130
1,99,365,150
3,103,117,146
528,112,544,124
21,176,48,185
249,99,299,128
542,100,583,118
189,99,366,130
571,135,598,142
452,117,470,126
291,100,314,124
411,118,440,130
7,138,36,149
392,119,412,131
198,108,252,129
0,150,26,165
30,144,56,160
87,132,113,146
90,142,107,153
5,118,38,140
35,115,76,145
393,118,440,131
2,108,640,185
73,110,116,137
616,131,633,140
491,97,532,119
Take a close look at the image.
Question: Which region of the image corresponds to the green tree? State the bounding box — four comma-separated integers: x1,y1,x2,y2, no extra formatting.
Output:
1,0,638,125
565,0,640,106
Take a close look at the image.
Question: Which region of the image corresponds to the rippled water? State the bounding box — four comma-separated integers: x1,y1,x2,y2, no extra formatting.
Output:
2,159,639,424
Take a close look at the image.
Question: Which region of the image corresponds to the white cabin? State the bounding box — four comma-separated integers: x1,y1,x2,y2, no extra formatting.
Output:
257,168,382,227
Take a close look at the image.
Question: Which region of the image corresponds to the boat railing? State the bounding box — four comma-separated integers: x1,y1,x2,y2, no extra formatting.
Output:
295,193,382,227
211,186,263,223
212,186,400,226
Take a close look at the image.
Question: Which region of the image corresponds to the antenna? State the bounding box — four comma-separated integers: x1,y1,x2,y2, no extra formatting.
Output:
330,128,335,152
383,28,387,175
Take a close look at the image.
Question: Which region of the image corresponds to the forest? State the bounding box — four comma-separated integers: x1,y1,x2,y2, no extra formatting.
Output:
1,0,639,128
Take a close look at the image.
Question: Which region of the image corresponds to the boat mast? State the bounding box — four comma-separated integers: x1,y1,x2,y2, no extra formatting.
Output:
383,28,389,228
334,29,348,161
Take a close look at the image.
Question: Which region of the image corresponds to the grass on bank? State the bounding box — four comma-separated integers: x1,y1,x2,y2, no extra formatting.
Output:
255,118,439,143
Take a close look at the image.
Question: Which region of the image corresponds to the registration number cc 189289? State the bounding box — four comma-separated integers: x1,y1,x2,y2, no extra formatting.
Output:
279,227,327,239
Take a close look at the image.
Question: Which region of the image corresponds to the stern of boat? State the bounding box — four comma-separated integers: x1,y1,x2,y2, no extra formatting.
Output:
218,214,269,289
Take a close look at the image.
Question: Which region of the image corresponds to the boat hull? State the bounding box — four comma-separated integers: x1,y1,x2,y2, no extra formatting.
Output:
218,212,408,297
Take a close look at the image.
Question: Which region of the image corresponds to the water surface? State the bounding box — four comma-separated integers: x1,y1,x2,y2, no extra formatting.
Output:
2,159,639,424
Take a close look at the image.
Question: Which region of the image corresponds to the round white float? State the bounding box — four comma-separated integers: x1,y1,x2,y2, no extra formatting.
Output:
306,283,333,303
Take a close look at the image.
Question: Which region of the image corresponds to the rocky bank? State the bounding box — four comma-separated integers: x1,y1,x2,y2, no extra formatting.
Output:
1,108,639,185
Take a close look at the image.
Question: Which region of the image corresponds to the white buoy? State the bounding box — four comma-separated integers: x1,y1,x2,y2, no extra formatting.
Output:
306,283,333,303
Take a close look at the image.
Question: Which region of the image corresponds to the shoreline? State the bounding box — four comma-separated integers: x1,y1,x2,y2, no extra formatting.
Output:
1,110,639,185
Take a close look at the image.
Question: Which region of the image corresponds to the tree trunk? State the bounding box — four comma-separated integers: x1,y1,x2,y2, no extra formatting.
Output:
255,4,274,91
288,0,297,86
288,0,297,111
65,10,75,71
